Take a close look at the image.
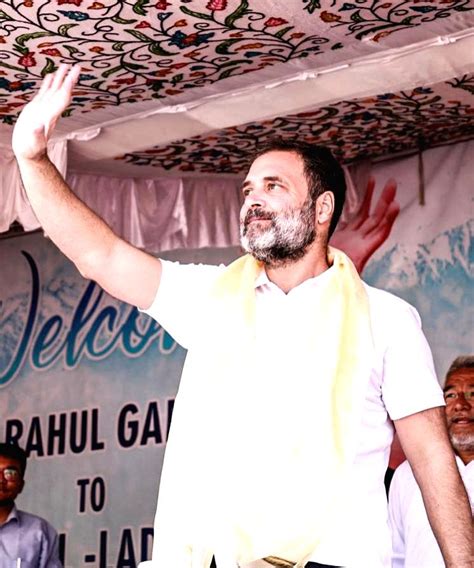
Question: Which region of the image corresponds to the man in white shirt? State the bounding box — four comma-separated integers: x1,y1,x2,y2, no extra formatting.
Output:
389,356,474,568
11,64,473,568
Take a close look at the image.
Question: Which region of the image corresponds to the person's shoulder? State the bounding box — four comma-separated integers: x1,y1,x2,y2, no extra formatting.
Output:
161,258,227,274
363,282,415,310
17,509,58,535
363,282,421,323
157,259,228,296
160,259,227,284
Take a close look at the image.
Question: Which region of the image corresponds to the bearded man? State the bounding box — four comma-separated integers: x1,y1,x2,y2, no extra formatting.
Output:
11,65,473,568
389,356,474,568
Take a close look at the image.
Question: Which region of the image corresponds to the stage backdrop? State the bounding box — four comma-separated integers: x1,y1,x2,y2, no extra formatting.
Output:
0,140,472,567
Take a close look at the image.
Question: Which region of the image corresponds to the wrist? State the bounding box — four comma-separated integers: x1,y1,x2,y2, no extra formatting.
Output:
15,151,50,168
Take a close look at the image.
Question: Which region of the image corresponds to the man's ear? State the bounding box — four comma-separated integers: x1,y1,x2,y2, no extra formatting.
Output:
17,478,24,495
315,191,335,226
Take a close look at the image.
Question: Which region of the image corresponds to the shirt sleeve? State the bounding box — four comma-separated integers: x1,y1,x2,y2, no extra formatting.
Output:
140,260,224,350
388,463,408,568
373,290,445,420
40,519,62,568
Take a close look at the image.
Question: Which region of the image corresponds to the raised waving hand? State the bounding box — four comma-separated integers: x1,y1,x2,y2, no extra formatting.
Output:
11,64,162,310
12,64,81,162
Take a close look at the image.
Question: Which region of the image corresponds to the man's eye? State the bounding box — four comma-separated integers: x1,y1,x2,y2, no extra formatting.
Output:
3,468,20,481
444,392,456,400
267,182,280,191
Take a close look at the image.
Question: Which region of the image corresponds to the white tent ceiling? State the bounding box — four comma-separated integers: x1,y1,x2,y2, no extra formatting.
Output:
0,0,473,179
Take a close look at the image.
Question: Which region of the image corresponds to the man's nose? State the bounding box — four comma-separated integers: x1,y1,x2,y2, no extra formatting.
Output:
454,394,472,410
246,188,266,209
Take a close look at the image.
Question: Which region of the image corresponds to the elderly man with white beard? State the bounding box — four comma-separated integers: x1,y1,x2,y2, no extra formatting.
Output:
11,64,473,568
389,356,474,568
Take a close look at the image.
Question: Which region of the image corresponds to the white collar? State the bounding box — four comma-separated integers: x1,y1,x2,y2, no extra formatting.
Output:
254,263,335,292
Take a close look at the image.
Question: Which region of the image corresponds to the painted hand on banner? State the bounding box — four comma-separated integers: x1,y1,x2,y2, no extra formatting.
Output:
330,177,400,274
12,64,81,162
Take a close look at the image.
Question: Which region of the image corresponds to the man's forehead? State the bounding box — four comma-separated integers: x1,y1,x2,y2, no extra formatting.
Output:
443,368,474,390
0,455,21,467
244,152,309,194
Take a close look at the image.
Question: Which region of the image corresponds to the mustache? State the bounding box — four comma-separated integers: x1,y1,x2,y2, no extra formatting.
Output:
450,414,473,423
243,207,275,226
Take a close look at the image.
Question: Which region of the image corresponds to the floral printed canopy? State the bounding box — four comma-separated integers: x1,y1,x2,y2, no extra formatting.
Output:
1,0,473,176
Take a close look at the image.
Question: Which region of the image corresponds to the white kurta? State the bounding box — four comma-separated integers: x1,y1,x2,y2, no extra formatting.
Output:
143,260,444,568
389,457,474,568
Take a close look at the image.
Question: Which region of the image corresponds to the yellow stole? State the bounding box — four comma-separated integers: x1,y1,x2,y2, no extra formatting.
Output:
150,248,374,567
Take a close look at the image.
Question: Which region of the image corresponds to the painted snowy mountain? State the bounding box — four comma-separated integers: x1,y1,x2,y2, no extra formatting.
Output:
364,220,473,377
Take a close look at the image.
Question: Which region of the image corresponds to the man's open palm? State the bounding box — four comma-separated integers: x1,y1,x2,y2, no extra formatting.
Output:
12,64,81,161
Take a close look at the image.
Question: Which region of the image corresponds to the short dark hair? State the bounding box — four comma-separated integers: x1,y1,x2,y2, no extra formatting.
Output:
0,443,27,476
254,139,346,237
446,356,474,382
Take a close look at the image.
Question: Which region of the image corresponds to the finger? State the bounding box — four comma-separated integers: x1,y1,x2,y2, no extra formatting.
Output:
385,201,400,231
36,72,55,100
352,176,375,230
366,200,400,238
379,178,397,204
50,63,71,92
370,178,398,224
371,218,397,248
360,176,375,219
63,64,81,92
360,203,400,262
358,215,378,236
46,66,80,126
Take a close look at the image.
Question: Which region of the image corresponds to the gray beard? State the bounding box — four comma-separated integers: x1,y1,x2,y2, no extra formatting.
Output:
240,197,316,267
449,429,474,454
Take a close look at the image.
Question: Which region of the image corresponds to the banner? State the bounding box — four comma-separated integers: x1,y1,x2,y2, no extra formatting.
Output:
0,237,187,566
0,140,472,566
364,140,473,379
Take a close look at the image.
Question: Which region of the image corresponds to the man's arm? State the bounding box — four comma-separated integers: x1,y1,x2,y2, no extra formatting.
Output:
40,520,63,568
395,407,474,567
12,64,161,310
